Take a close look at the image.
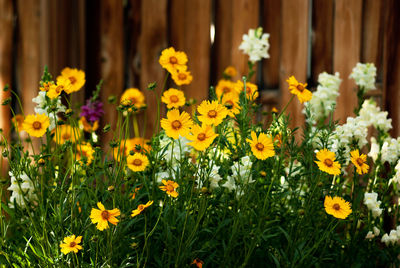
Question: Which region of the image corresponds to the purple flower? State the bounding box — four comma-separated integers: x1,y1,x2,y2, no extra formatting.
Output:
80,99,104,122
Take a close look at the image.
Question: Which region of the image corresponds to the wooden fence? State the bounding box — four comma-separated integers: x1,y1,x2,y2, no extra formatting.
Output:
0,0,399,139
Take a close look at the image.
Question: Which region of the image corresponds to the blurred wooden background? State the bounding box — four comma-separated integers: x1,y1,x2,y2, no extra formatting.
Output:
0,0,399,139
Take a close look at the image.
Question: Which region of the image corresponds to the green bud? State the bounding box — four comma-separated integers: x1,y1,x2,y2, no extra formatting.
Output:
65,109,73,117
103,124,111,133
147,82,157,91
2,98,11,105
108,95,116,104
3,85,9,92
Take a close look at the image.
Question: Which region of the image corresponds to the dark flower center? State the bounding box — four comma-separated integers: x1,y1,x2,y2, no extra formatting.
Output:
197,133,206,141
324,159,333,167
133,159,142,166
166,184,174,192
170,95,179,103
62,133,71,140
223,87,231,93
178,73,187,80
333,203,340,211
255,143,264,151
171,120,182,130
69,241,76,247
138,205,144,211
33,121,42,130
69,76,77,84
207,110,217,118
169,56,178,64
297,84,304,92
356,158,364,166
101,210,110,220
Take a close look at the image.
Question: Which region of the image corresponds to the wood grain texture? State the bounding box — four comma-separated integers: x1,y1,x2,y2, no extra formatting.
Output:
333,0,362,123
311,0,333,83
280,0,310,128
383,0,400,137
140,0,167,137
99,0,124,143
262,0,281,89
127,0,141,88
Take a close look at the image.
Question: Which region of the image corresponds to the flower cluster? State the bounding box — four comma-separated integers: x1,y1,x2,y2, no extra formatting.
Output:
364,192,383,218
349,62,377,92
239,27,270,63
159,47,193,86
382,226,400,246
7,171,36,208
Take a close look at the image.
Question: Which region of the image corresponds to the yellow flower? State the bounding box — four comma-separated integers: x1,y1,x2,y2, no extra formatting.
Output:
221,92,240,117
171,69,193,86
79,116,99,132
127,153,149,172
234,80,259,101
53,124,81,145
161,88,186,109
159,179,179,198
130,186,142,200
131,200,153,218
90,202,120,231
59,235,83,255
197,100,228,126
187,124,219,151
48,76,73,98
161,109,193,139
324,196,352,219
22,114,50,137
40,81,54,92
286,76,312,103
120,88,146,111
12,114,25,132
76,143,95,164
128,137,151,153
350,150,369,175
159,47,188,73
59,67,85,93
246,131,275,160
224,66,237,77
215,79,236,98
315,149,341,175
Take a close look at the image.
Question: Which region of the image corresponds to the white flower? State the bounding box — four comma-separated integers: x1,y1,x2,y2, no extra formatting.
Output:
32,91,66,131
373,226,380,236
381,137,400,164
390,160,400,185
381,234,390,245
158,134,190,164
222,176,236,192
239,27,270,63
7,171,36,208
368,137,380,162
364,192,382,218
155,171,170,184
365,231,374,240
359,99,392,132
388,230,399,245
349,62,377,92
304,72,341,124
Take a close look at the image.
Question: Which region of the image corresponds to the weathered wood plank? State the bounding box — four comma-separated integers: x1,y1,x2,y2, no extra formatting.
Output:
262,0,281,89
333,0,362,123
311,0,333,83
140,0,167,137
99,0,124,143
126,0,141,88
383,0,400,137
280,0,310,128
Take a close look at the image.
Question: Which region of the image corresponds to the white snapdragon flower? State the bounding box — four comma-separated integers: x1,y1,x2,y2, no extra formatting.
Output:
158,134,190,164
390,160,400,185
363,192,382,218
239,27,270,63
195,161,222,190
383,226,400,246
304,72,341,124
368,137,380,162
32,91,66,131
359,99,392,132
349,63,377,92
7,171,36,208
381,137,400,164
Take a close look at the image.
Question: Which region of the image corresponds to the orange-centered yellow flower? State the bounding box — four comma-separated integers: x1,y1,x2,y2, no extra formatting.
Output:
234,80,259,101
172,69,193,86
187,124,219,151
161,109,193,139
47,76,73,98
350,150,369,175
127,153,149,172
224,66,237,77
159,47,188,73
40,81,54,92
315,149,341,176
161,88,186,109
90,202,120,231
76,142,95,165
12,114,25,132
197,100,228,126
324,196,352,219
59,235,83,255
221,92,240,117
53,124,81,145
246,131,275,160
23,114,50,137
215,79,236,98
131,200,153,218
59,67,86,93
286,76,312,103
79,116,99,132
120,88,146,111
159,179,179,198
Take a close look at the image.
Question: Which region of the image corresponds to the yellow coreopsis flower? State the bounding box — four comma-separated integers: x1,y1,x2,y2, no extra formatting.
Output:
315,149,341,176
79,116,99,132
120,88,146,111
171,69,193,86
221,92,240,118
53,124,81,145
224,66,237,77
59,67,85,93
76,142,95,165
197,100,228,126
215,79,236,98
159,179,179,198
131,200,153,218
187,124,219,151
350,150,369,175
39,81,54,92
47,76,73,98
90,202,120,231
23,114,50,137
161,88,186,109
246,131,275,160
12,114,25,132
324,196,352,219
286,76,312,103
59,235,83,255
127,153,149,172
161,109,193,139
159,47,188,73
130,186,142,200
234,80,259,101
